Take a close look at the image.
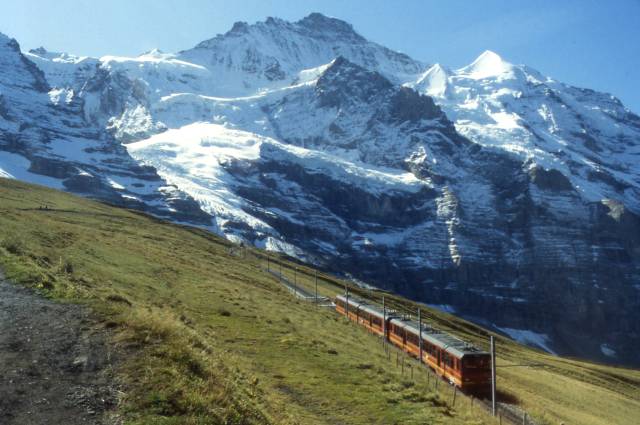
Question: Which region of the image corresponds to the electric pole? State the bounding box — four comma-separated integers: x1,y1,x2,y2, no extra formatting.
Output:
491,336,497,416
418,308,423,362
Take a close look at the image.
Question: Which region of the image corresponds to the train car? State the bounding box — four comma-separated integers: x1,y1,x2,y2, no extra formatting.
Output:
335,294,386,336
387,316,491,393
336,294,491,394
388,318,491,394
422,329,491,393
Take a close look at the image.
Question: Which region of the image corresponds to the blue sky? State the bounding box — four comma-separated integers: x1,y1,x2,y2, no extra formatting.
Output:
2,0,639,111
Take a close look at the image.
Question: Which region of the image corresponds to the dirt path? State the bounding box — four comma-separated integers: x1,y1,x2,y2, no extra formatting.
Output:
0,272,118,425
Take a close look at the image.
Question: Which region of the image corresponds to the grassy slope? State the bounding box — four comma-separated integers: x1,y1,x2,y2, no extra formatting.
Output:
0,178,638,424
284,265,640,425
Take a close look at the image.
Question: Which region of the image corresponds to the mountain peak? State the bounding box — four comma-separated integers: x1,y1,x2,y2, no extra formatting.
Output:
29,46,48,55
138,48,170,60
458,50,514,79
228,21,250,35
320,55,389,84
0,32,20,53
316,56,392,107
192,13,364,51
413,63,450,98
297,12,352,30
296,12,364,42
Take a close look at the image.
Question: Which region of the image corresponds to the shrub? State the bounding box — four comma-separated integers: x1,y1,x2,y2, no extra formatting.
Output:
1,236,25,255
60,259,74,274
106,294,133,306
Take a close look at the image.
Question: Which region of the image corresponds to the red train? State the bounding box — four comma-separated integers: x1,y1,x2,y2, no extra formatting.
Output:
335,294,491,393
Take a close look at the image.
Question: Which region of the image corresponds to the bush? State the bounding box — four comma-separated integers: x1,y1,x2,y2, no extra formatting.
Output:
60,259,74,274
106,294,133,306
356,363,374,370
1,236,25,255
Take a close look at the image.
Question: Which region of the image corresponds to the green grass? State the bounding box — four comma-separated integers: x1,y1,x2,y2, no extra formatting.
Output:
273,238,640,425
0,178,638,424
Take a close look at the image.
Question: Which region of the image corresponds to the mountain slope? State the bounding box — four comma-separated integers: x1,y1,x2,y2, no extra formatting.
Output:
1,14,639,367
0,33,210,225
408,50,640,212
0,178,494,425
178,13,425,96
1,178,639,425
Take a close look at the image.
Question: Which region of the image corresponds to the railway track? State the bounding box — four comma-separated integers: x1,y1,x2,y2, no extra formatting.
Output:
261,259,537,424
266,268,332,305
379,332,536,425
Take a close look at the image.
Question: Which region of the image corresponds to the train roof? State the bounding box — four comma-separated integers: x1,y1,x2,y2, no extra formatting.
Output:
335,294,388,318
336,294,488,359
389,317,489,358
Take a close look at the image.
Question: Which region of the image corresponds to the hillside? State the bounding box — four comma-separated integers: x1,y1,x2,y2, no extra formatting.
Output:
0,178,638,424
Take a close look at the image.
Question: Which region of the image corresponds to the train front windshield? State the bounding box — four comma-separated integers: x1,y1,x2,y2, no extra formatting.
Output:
463,355,490,370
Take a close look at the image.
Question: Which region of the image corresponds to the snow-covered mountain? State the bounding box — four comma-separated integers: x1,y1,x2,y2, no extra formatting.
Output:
408,50,640,212
0,32,210,224
1,14,639,366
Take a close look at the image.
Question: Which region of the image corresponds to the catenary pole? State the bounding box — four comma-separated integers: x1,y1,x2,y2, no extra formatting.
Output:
491,336,497,416
382,296,386,343
345,283,349,320
418,308,423,363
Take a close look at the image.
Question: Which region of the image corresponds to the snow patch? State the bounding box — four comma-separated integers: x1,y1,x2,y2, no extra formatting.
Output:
0,152,64,189
600,344,617,358
426,304,457,314
496,326,557,355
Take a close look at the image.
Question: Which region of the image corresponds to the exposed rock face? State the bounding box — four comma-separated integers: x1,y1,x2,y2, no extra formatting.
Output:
0,32,210,225
1,15,639,366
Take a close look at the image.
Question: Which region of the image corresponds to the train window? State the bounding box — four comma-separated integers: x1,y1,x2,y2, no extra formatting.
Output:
425,343,436,356
444,353,452,368
407,332,418,346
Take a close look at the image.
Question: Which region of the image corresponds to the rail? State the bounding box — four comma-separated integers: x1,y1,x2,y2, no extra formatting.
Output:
258,253,539,424
265,268,332,305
